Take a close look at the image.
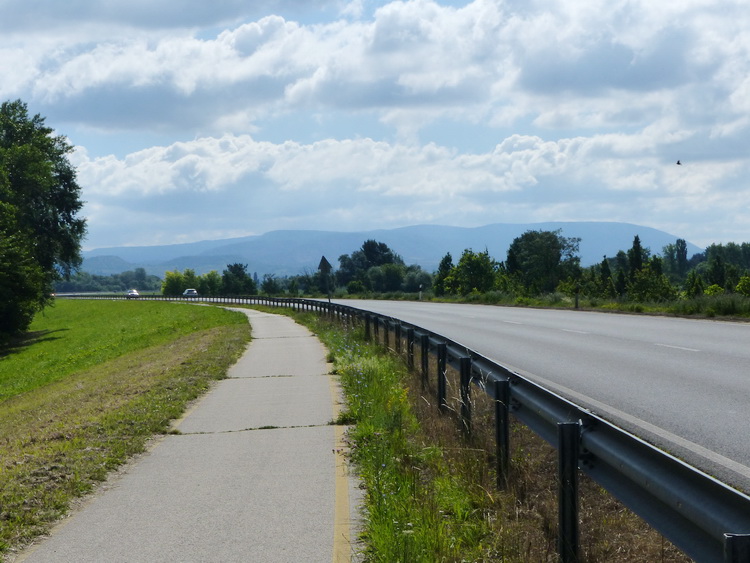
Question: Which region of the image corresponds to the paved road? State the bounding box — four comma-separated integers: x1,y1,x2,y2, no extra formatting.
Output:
334,300,750,493
16,309,358,563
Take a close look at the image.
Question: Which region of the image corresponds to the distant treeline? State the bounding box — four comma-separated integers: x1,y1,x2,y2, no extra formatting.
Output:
54,268,162,293
55,235,750,305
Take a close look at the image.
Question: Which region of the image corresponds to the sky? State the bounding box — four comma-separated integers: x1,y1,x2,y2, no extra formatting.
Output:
2,0,749,251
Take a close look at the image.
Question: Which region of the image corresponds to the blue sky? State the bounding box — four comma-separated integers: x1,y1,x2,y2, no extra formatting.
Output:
2,0,749,250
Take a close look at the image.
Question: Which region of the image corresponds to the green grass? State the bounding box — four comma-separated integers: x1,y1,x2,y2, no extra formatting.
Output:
0,300,243,402
0,300,251,556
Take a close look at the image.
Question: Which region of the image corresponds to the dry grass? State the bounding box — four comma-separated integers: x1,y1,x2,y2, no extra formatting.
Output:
388,332,693,562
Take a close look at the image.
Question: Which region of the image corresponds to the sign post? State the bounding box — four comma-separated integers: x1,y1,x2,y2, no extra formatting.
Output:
318,256,333,302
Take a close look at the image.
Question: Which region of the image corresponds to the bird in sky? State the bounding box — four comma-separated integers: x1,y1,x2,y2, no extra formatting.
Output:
676,160,682,165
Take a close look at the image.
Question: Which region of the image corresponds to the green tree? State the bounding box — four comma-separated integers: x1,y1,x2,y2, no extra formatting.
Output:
402,265,432,293
0,202,46,336
676,239,689,279
162,270,185,296
627,259,677,302
662,239,690,283
261,274,281,295
1,100,86,278
449,249,498,295
0,100,86,335
506,230,580,294
627,235,648,280
360,264,405,293
366,267,388,292
181,269,200,291
360,239,403,268
347,280,366,294
199,271,222,296
684,270,704,298
222,263,257,295
736,276,750,296
337,240,404,288
433,253,453,296
706,255,726,289
597,256,617,298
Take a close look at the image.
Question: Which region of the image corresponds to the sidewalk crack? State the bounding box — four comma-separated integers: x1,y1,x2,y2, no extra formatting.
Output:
173,422,337,436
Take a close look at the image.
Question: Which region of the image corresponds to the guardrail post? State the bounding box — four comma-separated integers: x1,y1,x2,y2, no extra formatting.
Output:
558,421,581,563
420,334,429,389
460,357,472,435
495,378,510,489
725,534,750,562
384,320,389,349
437,343,447,413
395,322,402,354
364,314,371,341
407,328,415,370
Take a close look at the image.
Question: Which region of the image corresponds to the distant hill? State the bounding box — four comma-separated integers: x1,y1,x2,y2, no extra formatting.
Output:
81,222,704,278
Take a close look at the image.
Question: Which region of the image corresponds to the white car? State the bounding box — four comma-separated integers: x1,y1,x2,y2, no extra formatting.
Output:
126,289,139,299
182,288,199,298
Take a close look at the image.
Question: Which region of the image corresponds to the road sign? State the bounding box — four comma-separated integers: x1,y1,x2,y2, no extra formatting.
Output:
319,256,332,273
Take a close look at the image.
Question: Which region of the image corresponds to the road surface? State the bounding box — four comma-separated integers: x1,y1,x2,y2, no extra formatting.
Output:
334,300,750,492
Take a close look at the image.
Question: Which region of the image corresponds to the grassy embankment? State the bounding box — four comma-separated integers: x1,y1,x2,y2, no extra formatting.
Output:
290,309,692,562
0,300,251,557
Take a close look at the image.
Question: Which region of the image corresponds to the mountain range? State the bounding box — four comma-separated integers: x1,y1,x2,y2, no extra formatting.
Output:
81,222,704,278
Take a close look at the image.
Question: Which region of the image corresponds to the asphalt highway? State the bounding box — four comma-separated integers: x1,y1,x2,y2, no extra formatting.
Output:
333,300,750,493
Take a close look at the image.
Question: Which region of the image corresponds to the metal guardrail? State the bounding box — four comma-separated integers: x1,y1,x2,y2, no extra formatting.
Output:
62,294,750,562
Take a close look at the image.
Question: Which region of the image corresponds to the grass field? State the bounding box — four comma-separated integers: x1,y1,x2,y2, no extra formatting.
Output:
0,300,251,557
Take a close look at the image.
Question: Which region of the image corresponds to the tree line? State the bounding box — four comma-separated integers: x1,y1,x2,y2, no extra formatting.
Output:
55,234,750,307
160,263,258,296
433,232,750,303
55,268,162,293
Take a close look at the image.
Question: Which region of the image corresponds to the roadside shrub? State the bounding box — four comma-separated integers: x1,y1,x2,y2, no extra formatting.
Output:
347,280,366,294
736,276,750,296
704,284,724,296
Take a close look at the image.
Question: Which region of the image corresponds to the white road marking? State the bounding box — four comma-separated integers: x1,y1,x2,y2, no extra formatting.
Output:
562,329,589,334
654,343,700,352
512,367,750,483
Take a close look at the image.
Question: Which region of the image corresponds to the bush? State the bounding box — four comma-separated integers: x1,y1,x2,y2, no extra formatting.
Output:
704,284,724,296
736,276,750,296
347,280,366,294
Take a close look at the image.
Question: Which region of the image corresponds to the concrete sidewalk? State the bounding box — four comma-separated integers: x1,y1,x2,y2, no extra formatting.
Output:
16,308,359,563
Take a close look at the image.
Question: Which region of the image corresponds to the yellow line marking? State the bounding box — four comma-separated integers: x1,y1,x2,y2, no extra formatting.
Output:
329,366,352,562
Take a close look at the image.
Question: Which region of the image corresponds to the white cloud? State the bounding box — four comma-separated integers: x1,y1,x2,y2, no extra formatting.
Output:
71,124,750,249
5,0,750,250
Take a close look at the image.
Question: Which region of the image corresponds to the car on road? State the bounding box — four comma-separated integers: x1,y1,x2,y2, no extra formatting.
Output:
126,289,139,299
182,288,199,298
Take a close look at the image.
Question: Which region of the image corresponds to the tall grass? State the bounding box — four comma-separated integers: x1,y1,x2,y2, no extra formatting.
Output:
299,314,493,562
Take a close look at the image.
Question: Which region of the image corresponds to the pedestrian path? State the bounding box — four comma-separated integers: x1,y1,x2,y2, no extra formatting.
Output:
16,308,358,563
